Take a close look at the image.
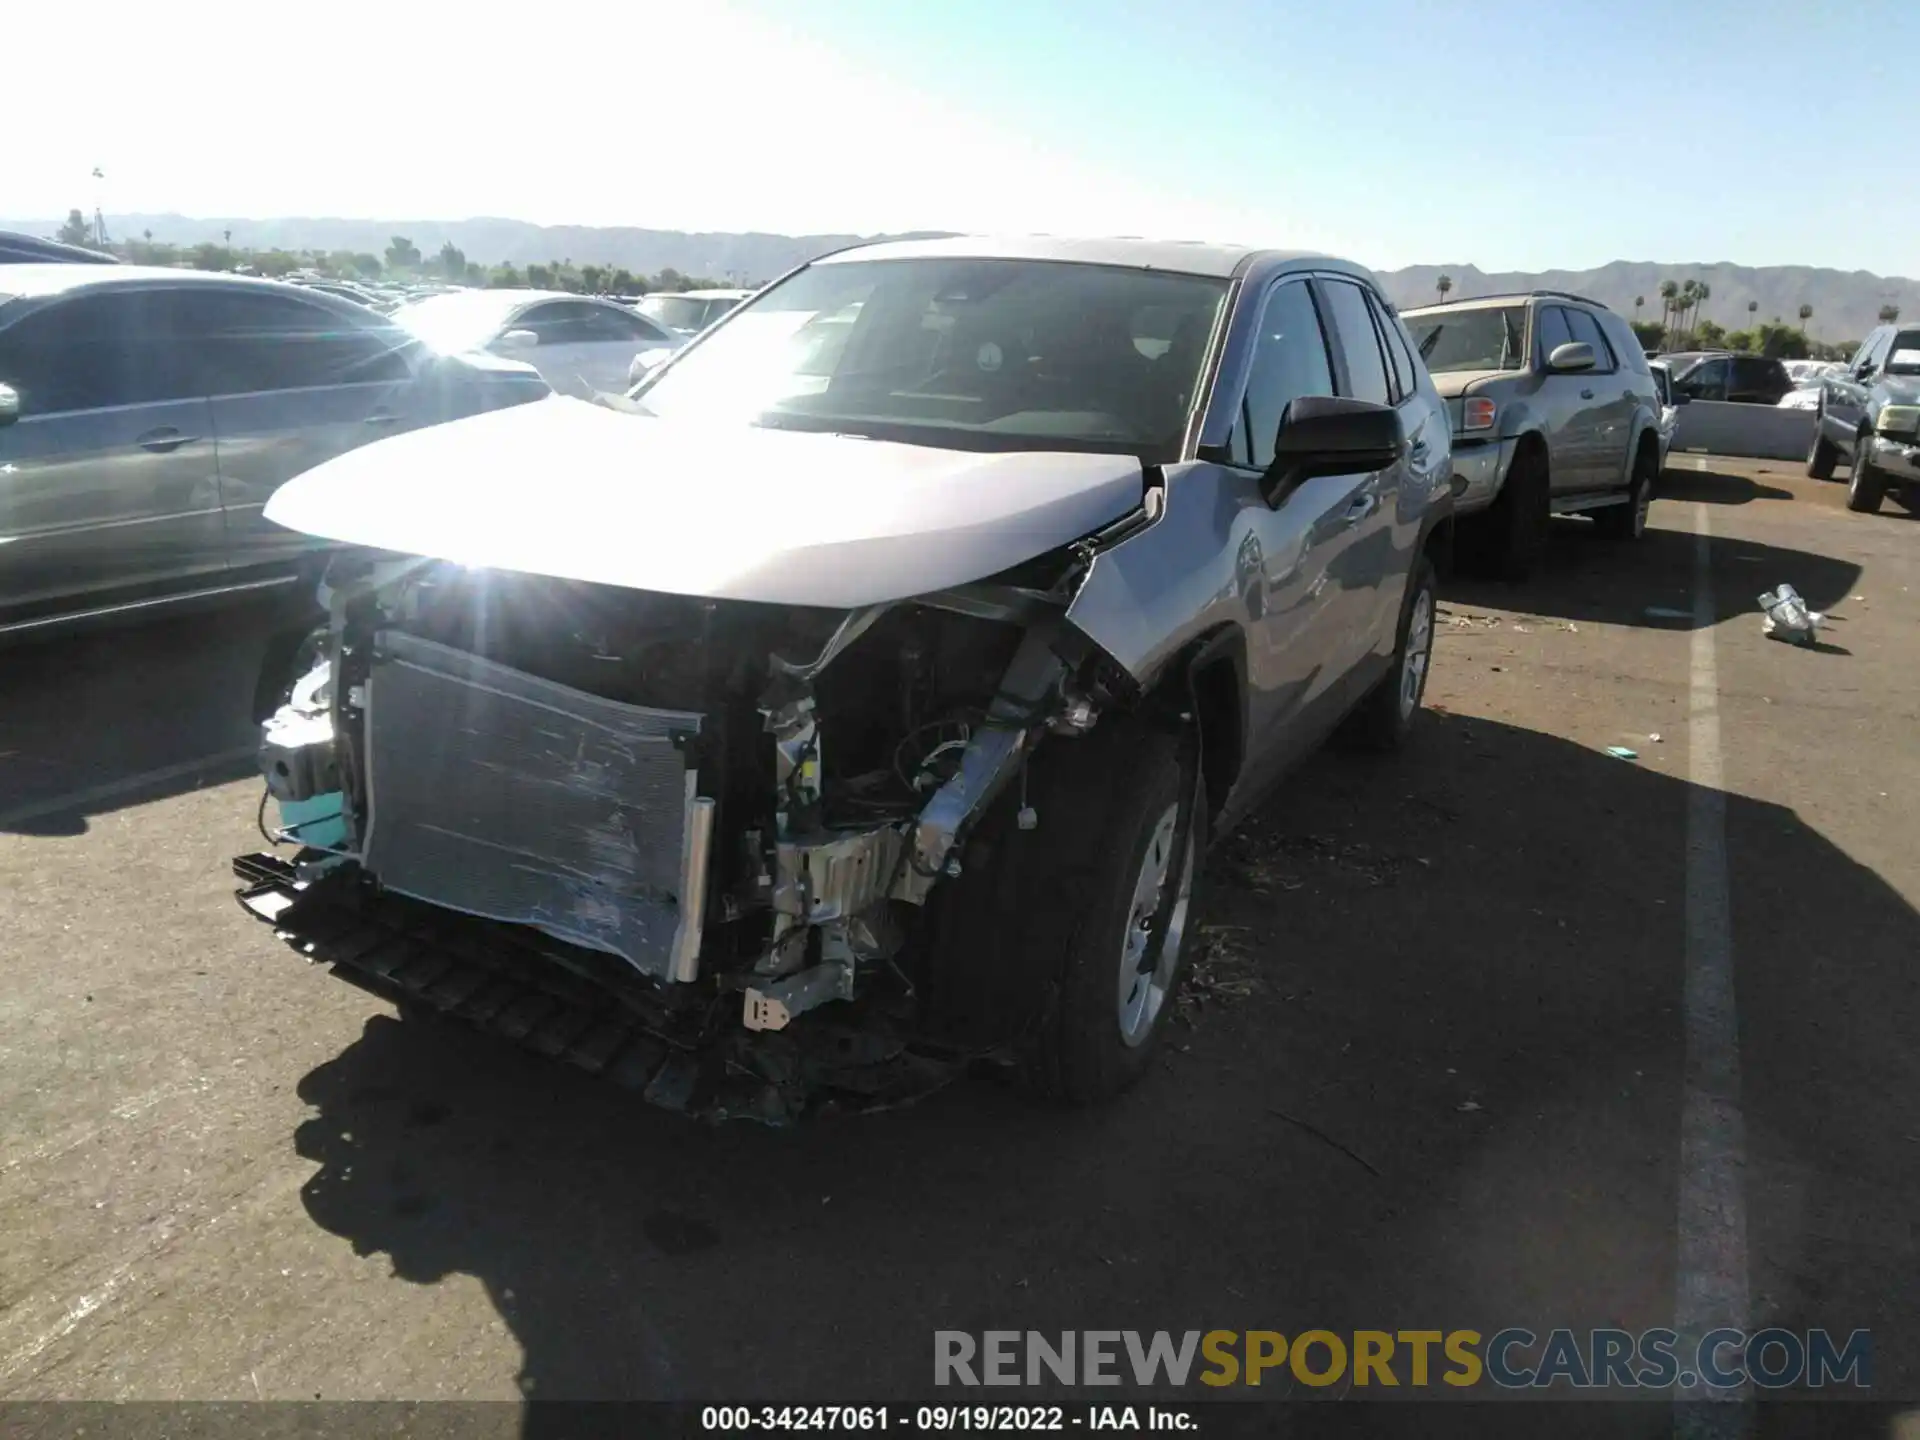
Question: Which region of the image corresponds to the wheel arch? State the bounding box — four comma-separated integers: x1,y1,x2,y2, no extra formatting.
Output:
1134,624,1245,831
1631,421,1661,475
1509,426,1550,478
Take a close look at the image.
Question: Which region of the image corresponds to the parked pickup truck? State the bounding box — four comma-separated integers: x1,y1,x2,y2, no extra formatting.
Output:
1401,291,1664,579
235,236,1456,1121
1805,323,1920,514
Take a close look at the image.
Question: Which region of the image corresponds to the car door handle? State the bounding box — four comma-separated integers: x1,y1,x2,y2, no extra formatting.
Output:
1343,493,1378,524
1580,388,1595,400
364,410,401,426
1409,436,1430,461
135,427,197,453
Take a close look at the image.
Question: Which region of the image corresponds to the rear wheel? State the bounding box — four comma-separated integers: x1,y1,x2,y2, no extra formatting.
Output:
1336,556,1437,753
1807,414,1839,480
1595,446,1655,541
1847,434,1887,513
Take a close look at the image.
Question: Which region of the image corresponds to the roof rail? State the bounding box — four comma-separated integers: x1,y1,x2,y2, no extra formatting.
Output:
1417,289,1612,311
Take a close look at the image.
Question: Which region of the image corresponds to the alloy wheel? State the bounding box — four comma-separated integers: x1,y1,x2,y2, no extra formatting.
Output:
1116,801,1194,1047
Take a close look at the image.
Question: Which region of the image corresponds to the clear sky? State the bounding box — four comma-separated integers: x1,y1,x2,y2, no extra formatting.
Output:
11,0,1916,276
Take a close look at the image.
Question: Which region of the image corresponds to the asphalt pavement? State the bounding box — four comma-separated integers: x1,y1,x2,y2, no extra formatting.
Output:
1,457,1915,1427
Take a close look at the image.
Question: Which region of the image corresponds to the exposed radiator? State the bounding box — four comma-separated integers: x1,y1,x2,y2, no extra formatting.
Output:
361,631,713,982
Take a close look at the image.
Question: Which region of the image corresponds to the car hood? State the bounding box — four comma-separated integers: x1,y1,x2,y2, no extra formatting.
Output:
1429,369,1518,399
263,396,1147,608
1878,376,1920,404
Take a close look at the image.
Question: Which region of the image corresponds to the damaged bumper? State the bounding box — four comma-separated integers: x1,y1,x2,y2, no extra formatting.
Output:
233,851,958,1123
242,548,1125,1117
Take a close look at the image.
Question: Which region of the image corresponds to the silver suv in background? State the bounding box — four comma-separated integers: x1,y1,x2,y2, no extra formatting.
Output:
0,266,552,640
1401,291,1664,579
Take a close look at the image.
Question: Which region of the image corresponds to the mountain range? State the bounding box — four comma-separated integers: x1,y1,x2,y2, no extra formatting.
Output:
8,214,1916,343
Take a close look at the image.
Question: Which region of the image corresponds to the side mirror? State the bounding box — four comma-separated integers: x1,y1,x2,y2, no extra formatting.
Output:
0,383,17,427
495,328,539,352
1547,341,1596,373
1855,363,1876,381
1672,390,1691,406
1264,395,1402,503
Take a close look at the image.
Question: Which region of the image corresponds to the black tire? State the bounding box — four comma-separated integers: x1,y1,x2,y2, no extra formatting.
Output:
1017,723,1203,1104
1807,415,1840,480
1471,445,1549,581
1847,436,1887,514
1595,445,1655,541
1336,555,1437,753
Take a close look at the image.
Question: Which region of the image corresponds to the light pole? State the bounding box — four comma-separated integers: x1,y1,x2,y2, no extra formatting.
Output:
91,166,108,248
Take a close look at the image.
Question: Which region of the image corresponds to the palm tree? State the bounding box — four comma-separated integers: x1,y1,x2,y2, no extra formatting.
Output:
1677,281,1700,344
1880,304,1902,324
1659,280,1679,341
1436,273,1453,302
1693,282,1711,339
1797,303,1812,333
1747,299,1758,330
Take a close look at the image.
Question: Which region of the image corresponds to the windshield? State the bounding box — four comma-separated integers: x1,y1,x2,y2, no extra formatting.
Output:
1406,306,1528,373
640,295,721,332
391,292,518,353
1888,334,1920,375
631,257,1228,459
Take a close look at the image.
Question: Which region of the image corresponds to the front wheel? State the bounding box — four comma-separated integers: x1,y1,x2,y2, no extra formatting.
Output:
1847,437,1887,514
1466,447,1549,581
1020,725,1202,1103
1807,416,1840,480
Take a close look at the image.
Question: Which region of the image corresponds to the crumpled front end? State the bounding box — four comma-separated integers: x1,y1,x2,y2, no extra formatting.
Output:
240,537,1140,1121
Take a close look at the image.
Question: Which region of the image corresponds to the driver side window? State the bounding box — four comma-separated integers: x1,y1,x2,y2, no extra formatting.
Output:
1678,358,1729,401
1859,328,1893,374
1229,280,1335,470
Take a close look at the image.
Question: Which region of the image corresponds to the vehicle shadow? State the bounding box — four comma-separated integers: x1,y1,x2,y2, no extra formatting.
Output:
287,712,1920,1417
1445,516,1861,632
1654,468,1795,506
0,604,286,836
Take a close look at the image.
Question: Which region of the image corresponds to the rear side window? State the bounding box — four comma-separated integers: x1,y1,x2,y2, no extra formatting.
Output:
1230,279,1336,469
1562,308,1616,372
1599,310,1649,372
1677,357,1729,401
519,301,666,346
1730,357,1783,397
0,291,192,414
163,289,412,394
1319,279,1391,405
1534,306,1575,362
1366,290,1418,401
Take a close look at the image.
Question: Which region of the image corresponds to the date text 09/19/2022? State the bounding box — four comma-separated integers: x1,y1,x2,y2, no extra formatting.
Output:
702,1405,1195,1431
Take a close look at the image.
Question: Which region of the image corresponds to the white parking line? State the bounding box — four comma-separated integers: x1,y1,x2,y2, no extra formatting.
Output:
1675,503,1750,1421
0,747,256,831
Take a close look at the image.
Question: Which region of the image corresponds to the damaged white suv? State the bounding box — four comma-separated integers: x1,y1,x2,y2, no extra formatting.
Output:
238,236,1454,1120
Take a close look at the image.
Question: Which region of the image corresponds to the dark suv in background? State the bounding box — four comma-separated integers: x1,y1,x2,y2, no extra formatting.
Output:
1400,291,1663,580
1660,351,1792,406
0,266,552,640
1806,323,1920,513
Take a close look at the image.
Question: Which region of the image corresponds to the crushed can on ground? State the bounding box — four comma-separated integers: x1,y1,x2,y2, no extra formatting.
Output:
1757,583,1825,646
